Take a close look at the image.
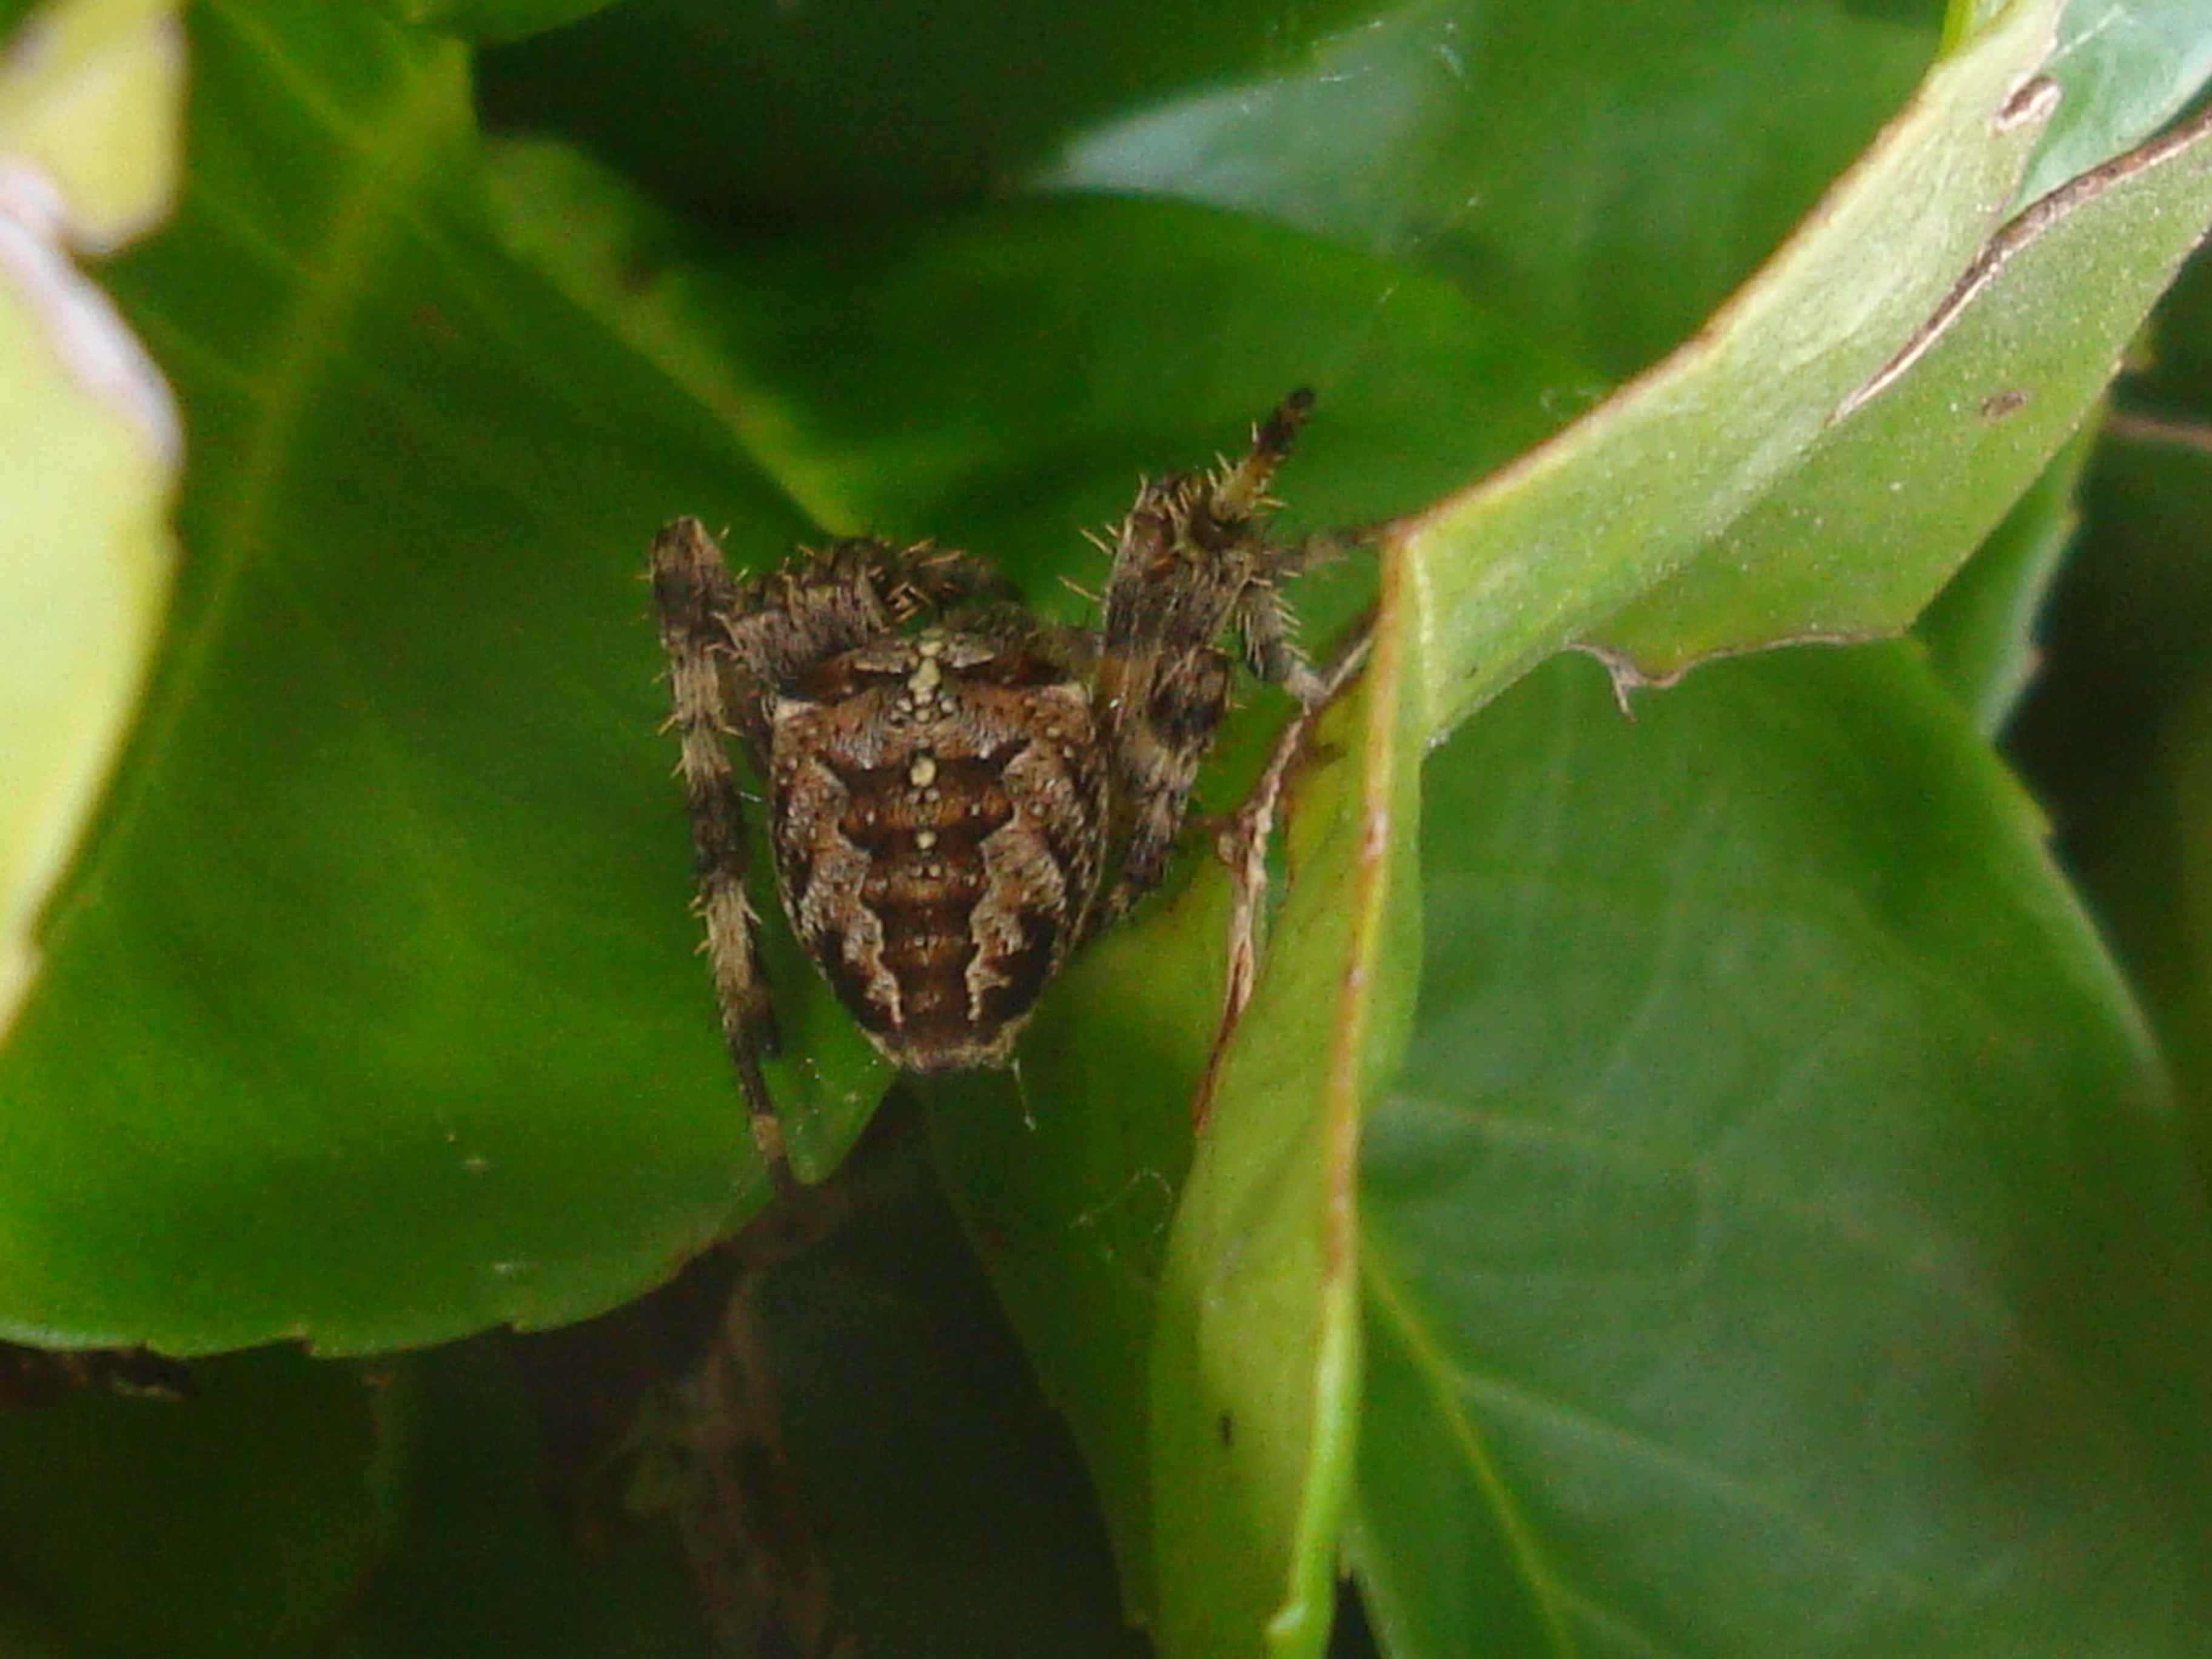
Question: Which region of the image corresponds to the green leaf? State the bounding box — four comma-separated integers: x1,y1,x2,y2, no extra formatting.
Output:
1349,646,2212,1655
389,0,622,45
476,0,1382,217
482,145,1570,565
1044,0,1940,380
2013,393,2212,1155
0,1347,404,1656
2017,0,2212,202
1403,0,2066,740
1148,552,1424,1659
927,900,1224,1624
345,1121,1150,1657
334,1342,709,1658
0,0,181,1033
1590,106,2212,688
0,2,881,1355
756,1118,1149,1658
1915,417,2094,730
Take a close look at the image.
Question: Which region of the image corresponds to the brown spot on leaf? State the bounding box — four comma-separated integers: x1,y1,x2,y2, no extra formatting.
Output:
1995,75,2059,133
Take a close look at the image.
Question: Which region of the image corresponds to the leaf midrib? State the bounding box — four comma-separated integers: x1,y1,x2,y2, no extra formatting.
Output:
39,7,465,950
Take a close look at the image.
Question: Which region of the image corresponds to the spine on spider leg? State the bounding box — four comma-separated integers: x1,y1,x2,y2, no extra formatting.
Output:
1210,386,1315,521
1235,581,1326,708
651,520,781,1112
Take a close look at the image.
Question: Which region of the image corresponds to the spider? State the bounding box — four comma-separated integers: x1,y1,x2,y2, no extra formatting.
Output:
651,390,1334,1175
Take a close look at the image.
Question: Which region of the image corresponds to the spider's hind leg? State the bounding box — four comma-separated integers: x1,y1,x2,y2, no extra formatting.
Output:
651,517,791,1190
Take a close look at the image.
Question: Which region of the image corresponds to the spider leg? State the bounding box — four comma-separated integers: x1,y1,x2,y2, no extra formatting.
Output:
1238,519,1384,706
1093,646,1236,931
893,541,1027,617
1091,390,1322,932
1232,580,1327,707
1208,386,1312,521
651,517,790,1189
790,538,1020,631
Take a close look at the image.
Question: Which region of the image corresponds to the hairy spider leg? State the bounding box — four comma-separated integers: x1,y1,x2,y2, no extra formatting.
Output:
1091,389,1323,929
651,517,789,1184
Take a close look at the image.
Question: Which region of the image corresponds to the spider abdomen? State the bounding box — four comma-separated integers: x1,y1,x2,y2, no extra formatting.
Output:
766,632,1108,1073
654,394,1323,1151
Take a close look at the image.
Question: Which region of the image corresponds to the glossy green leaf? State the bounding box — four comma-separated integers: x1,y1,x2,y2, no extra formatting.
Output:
477,0,1382,218
928,894,1227,1623
1590,106,2212,687
2017,0,2212,201
1349,646,2212,1656
0,1347,403,1656
483,142,1567,566
1044,0,1939,380
0,2,883,1355
1149,550,1424,1659
1403,0,2063,742
0,0,180,1034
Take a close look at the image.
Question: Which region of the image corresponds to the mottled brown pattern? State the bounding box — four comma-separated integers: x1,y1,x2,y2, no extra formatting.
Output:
1094,389,1326,920
651,394,1342,1138
766,637,1104,1070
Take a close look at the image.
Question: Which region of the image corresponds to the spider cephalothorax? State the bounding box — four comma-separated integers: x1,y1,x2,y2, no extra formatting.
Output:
652,391,1329,1158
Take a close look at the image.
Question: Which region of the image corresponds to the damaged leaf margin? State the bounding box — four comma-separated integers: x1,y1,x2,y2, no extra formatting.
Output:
1396,0,2061,742
1150,540,1424,1658
1589,95,2212,691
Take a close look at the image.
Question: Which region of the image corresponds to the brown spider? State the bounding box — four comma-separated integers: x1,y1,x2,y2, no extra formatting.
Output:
651,390,1332,1170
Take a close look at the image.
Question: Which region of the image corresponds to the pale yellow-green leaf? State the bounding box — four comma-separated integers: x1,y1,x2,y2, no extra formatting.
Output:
0,0,181,1036
0,0,181,248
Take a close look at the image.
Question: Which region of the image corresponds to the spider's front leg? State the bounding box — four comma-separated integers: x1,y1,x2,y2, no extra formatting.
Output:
1091,390,1327,929
650,517,788,1186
